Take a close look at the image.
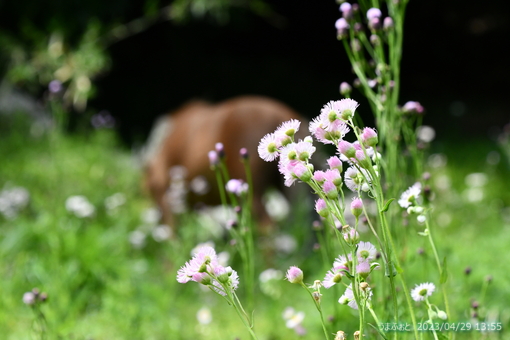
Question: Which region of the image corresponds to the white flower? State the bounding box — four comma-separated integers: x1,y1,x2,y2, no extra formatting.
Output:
282,307,305,329
258,132,279,162
398,182,422,208
65,195,95,218
196,307,213,325
410,282,436,301
357,241,377,261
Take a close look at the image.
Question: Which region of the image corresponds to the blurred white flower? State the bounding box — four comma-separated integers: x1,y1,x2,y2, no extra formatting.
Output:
0,186,30,219
140,207,161,224
263,190,290,221
190,176,209,195
282,307,305,329
273,234,297,254
104,192,126,212
465,173,488,188
416,125,436,143
428,154,447,168
259,268,283,283
65,195,95,218
196,307,212,325
129,230,146,249
152,224,172,242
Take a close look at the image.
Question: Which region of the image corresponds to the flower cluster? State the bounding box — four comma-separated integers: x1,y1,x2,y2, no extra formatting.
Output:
258,99,379,195
177,246,239,296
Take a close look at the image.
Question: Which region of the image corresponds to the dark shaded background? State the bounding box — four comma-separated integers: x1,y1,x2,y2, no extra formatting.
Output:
1,0,509,145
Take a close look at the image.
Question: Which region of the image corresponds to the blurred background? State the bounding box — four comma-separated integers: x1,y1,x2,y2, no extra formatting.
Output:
1,0,508,146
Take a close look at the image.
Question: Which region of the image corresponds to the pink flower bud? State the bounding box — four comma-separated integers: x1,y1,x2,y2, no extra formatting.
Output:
361,127,378,147
286,266,304,284
338,140,356,158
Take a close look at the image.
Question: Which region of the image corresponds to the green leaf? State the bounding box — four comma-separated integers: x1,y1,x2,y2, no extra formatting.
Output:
440,257,448,284
380,198,395,213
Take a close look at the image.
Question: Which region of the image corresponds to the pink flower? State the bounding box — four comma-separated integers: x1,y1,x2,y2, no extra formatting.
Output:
323,180,338,199
350,197,363,217
324,169,342,187
275,119,301,147
361,127,378,147
315,199,329,217
177,246,218,283
323,267,345,288
286,266,304,284
338,140,356,158
367,8,382,20
327,156,343,172
313,170,326,183
225,179,249,196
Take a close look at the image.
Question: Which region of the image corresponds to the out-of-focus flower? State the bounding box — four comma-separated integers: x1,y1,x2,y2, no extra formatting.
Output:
104,192,126,212
0,186,30,219
65,195,95,218
398,182,422,208
196,307,212,325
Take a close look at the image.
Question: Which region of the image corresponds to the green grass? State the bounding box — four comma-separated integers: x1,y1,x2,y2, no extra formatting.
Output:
0,116,509,339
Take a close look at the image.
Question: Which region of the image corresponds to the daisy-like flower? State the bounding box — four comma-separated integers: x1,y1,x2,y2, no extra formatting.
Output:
357,241,377,261
283,307,305,329
177,246,218,283
211,267,240,296
398,182,422,208
309,116,350,145
323,266,347,288
344,166,371,192
339,284,372,310
410,282,436,301
274,119,301,146
258,132,279,162
334,254,353,270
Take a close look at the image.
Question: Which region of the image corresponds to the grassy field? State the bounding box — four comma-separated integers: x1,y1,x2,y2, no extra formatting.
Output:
1,116,509,339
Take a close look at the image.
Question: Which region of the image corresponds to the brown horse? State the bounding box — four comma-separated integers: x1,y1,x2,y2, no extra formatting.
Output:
142,96,306,233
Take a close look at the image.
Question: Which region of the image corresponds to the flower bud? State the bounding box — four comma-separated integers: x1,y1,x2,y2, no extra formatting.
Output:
350,197,363,217
315,199,329,217
339,82,352,96
286,266,304,284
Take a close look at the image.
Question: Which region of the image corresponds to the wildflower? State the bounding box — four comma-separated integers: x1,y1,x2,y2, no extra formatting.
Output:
286,266,304,284
312,291,322,303
402,101,425,115
335,330,347,340
258,132,280,161
324,169,342,187
275,119,301,146
309,116,350,145
339,284,372,310
340,82,352,96
208,150,219,167
177,246,218,283
104,192,126,212
48,79,63,93
339,3,353,19
215,142,225,158
383,17,394,30
225,179,249,196
65,195,95,218
343,227,360,245
313,170,326,183
360,127,378,148
344,166,371,192
152,224,173,241
239,147,249,159
283,307,305,329
357,241,377,261
350,197,363,218
334,254,352,270
356,260,371,278
410,282,436,301
327,156,343,172
335,18,350,39
196,307,213,325
315,198,329,217
398,182,422,208
323,267,345,288
22,292,36,305
323,181,338,199
366,8,382,20
338,140,356,158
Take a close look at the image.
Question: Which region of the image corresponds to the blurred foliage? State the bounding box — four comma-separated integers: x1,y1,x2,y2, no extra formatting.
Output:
2,21,109,112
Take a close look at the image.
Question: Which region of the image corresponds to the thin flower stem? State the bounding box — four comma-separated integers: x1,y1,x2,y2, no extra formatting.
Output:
300,283,330,340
